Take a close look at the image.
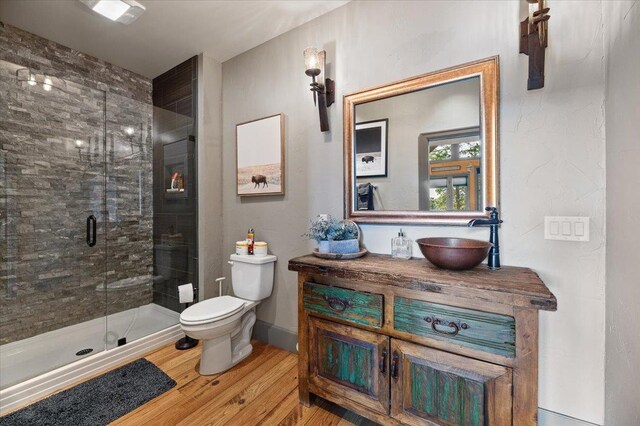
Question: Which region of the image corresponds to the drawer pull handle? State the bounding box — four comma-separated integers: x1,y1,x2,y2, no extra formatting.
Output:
379,347,387,374
391,351,399,380
424,316,469,337
323,295,353,312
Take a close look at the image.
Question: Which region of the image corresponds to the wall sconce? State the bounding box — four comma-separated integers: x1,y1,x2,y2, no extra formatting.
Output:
520,0,550,90
75,139,85,158
42,76,53,91
303,47,335,132
74,138,99,166
16,69,54,91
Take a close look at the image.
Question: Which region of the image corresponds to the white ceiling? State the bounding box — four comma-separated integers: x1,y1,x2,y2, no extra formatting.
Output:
0,0,349,78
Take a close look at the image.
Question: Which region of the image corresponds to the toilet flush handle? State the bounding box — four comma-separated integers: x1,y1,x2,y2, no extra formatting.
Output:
216,277,227,297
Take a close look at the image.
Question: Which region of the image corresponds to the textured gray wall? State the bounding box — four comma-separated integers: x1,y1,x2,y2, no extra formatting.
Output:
604,1,640,425
220,1,607,422
0,23,153,344
197,54,224,301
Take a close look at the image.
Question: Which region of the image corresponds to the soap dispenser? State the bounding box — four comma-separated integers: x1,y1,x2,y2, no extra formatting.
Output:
391,229,412,259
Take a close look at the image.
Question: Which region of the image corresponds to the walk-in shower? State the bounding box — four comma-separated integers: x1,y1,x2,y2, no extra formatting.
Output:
0,59,180,409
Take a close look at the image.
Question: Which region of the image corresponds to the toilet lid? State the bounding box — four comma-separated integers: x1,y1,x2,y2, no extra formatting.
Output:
180,296,245,323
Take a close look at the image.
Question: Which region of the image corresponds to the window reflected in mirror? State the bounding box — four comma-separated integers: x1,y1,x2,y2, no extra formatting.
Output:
422,128,481,211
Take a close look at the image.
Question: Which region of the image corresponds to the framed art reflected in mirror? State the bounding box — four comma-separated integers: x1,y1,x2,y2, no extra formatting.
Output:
355,119,388,178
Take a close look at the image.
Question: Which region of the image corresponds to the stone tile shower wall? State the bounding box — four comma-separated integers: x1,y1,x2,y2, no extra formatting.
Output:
104,92,154,319
0,23,153,345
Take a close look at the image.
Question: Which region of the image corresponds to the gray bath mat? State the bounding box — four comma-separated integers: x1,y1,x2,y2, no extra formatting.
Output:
0,358,176,426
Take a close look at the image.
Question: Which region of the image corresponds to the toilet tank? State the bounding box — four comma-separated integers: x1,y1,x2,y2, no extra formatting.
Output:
230,254,277,301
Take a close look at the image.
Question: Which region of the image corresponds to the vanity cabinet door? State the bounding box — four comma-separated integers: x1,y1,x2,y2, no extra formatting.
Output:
390,339,512,426
308,317,390,414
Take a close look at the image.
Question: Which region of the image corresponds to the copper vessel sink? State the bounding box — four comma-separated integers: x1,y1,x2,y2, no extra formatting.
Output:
416,237,493,271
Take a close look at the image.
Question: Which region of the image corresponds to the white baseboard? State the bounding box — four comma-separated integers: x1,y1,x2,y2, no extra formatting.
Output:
0,325,183,415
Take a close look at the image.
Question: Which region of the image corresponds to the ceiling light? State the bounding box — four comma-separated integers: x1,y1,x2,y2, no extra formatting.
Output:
79,0,146,25
93,0,129,21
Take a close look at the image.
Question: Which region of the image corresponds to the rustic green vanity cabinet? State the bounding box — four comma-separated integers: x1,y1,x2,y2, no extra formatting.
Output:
289,254,557,426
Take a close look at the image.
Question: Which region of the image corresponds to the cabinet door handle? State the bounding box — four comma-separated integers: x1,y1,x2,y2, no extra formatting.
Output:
424,316,468,337
322,295,352,312
391,351,399,380
86,215,97,247
379,347,387,374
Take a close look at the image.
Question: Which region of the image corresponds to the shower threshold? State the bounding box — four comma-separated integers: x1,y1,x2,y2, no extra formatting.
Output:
0,304,182,414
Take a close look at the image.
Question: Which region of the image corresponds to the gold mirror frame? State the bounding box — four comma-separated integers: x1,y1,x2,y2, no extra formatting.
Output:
344,56,499,225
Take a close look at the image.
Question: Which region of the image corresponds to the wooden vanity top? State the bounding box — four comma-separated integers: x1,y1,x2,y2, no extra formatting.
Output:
289,253,557,311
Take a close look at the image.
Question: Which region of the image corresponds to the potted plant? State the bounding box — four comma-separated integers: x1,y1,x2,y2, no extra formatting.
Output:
304,215,360,254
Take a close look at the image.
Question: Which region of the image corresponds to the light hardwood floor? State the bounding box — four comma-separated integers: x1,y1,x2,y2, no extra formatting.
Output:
107,340,377,425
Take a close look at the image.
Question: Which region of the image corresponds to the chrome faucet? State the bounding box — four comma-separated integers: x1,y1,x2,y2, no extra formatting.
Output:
468,207,503,270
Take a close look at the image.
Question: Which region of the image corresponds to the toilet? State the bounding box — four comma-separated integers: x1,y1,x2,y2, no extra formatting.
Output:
179,253,276,375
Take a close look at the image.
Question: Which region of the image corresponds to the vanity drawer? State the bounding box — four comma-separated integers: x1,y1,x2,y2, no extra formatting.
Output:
303,282,383,328
393,297,515,358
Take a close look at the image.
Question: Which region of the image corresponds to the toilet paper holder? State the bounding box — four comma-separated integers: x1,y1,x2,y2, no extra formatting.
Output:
176,282,199,351
178,283,197,304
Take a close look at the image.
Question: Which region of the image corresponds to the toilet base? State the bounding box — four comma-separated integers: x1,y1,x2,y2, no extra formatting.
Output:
197,310,257,375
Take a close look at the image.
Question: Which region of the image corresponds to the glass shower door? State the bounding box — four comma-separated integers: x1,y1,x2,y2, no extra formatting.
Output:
103,93,179,349
0,60,107,389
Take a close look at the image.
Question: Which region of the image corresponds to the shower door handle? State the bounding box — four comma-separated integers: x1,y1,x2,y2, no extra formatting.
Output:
86,215,97,247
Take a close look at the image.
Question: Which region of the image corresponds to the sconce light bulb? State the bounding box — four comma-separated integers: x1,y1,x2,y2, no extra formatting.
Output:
303,47,321,77
43,76,52,91
75,139,84,148
27,74,37,86
125,127,134,136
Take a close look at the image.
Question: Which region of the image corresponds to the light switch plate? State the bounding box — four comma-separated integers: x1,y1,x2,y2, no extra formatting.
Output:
544,216,590,242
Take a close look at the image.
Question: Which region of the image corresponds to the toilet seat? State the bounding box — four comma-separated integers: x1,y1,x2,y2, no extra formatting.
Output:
180,296,246,325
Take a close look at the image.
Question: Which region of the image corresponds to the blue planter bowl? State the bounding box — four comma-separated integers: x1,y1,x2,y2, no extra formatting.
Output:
318,239,359,254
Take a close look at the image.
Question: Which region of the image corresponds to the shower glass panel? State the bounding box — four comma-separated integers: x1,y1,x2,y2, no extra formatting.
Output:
0,60,107,389
103,94,178,349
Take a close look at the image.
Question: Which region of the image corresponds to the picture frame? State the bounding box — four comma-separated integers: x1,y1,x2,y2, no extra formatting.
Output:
355,119,388,177
236,113,285,196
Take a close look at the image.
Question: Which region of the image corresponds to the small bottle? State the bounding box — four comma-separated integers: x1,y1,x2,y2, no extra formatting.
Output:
247,228,255,255
391,229,412,260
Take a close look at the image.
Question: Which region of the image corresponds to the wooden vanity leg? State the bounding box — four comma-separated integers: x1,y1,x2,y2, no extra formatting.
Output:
298,274,311,407
513,308,539,425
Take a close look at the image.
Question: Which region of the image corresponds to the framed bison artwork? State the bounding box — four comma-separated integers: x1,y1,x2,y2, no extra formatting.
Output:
355,119,388,177
236,113,285,196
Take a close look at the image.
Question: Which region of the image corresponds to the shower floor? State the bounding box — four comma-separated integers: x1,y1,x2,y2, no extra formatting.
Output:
0,303,179,390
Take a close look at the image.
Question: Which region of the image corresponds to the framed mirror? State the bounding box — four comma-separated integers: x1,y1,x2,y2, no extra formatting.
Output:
344,57,499,225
